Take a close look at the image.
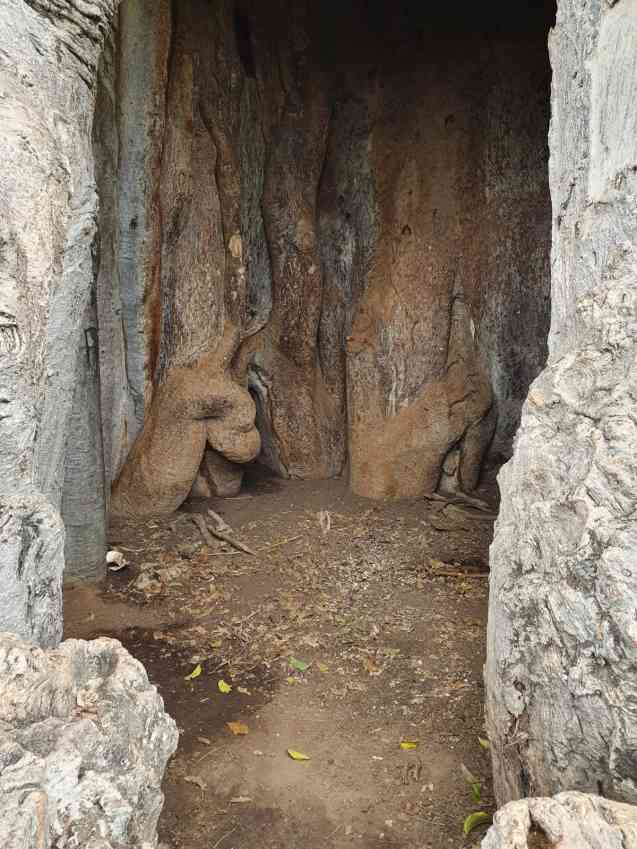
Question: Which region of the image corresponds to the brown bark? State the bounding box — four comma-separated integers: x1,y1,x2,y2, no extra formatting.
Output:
111,324,259,517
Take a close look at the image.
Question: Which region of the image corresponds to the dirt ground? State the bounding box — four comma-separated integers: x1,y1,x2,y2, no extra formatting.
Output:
64,468,498,849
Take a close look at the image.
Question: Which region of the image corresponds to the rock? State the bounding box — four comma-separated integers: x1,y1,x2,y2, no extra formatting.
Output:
482,792,637,849
485,0,637,805
0,632,178,849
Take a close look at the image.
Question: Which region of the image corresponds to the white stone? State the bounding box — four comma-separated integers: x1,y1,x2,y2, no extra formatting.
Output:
0,632,178,849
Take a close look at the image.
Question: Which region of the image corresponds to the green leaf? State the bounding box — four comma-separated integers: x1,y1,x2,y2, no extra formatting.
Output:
463,811,492,836
470,782,482,803
289,657,309,672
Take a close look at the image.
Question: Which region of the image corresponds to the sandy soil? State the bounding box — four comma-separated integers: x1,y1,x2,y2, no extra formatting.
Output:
65,469,497,849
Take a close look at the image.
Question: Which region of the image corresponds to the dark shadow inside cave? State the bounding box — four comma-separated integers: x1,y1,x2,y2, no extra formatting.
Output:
62,0,556,579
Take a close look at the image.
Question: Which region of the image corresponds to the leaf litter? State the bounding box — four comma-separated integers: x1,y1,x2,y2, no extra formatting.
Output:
103,476,497,848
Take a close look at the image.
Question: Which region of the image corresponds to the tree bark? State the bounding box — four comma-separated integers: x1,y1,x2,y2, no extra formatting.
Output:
0,0,119,644
486,0,637,806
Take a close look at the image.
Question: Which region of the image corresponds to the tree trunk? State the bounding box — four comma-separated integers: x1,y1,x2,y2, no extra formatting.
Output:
0,0,118,644
486,0,637,806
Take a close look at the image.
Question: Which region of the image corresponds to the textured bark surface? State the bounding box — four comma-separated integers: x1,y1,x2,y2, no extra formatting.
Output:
346,29,494,498
111,324,260,517
0,0,118,638
109,0,553,507
486,0,637,806
0,632,178,849
482,792,637,849
0,0,554,586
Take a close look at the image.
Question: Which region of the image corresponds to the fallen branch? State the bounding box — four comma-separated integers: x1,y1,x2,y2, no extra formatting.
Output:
433,569,489,579
189,512,255,555
260,535,302,552
424,491,494,513
211,527,255,556
190,513,216,547
445,504,498,522
207,509,232,533
207,511,256,556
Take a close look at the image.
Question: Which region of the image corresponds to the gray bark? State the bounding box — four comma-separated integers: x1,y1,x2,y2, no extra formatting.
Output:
0,0,118,643
61,294,107,582
486,0,637,805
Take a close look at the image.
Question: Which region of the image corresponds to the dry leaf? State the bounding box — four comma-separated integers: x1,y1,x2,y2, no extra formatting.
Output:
364,657,382,676
218,679,232,694
185,664,202,681
226,721,249,736
287,749,311,761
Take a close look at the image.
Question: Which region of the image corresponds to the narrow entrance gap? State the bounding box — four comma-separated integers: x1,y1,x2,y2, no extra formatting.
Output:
64,1,556,847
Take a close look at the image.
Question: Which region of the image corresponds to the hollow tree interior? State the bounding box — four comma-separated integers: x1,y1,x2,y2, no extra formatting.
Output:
62,0,555,580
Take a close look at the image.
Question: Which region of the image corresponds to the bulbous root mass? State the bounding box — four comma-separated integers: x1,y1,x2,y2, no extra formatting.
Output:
111,325,260,517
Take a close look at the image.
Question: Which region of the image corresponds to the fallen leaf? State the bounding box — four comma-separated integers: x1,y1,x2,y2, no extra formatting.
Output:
185,664,202,681
226,721,249,736
286,676,299,685
463,811,492,836
218,679,232,694
364,657,382,676
317,662,329,674
184,775,207,791
287,749,311,761
478,737,490,750
289,657,309,672
399,740,419,751
460,763,483,803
